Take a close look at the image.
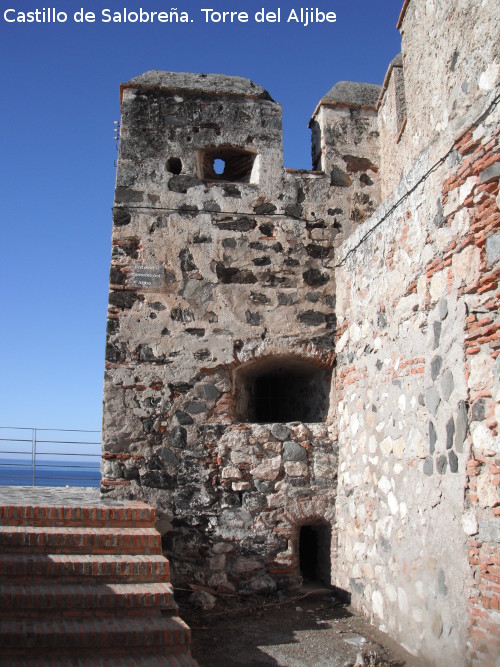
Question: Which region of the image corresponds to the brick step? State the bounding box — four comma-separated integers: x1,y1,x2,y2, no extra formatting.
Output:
0,649,198,666
0,491,195,666
0,554,170,582
0,615,191,650
0,526,162,554
0,501,155,528
0,582,178,614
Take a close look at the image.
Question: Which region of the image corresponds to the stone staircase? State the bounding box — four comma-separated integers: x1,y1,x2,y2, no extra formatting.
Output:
0,488,197,666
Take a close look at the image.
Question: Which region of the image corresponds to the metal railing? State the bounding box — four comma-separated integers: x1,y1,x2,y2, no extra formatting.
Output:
0,427,101,487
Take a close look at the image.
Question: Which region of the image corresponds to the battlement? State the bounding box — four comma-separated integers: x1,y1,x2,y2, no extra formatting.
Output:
312,80,381,113
121,70,273,100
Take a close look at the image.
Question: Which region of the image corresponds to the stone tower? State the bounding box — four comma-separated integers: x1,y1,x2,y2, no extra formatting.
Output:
103,70,379,594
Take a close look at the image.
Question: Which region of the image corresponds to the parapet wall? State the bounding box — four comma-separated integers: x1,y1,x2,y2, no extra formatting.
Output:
310,80,382,242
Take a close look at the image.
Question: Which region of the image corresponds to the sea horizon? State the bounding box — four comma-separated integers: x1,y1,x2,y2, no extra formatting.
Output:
0,457,100,488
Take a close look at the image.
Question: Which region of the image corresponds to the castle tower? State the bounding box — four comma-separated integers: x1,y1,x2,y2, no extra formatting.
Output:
103,71,380,592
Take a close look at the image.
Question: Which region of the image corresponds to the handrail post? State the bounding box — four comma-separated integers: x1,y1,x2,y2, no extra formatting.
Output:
32,428,36,486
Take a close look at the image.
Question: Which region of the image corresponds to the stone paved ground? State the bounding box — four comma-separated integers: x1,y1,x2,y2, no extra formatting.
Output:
0,487,110,506
177,587,429,667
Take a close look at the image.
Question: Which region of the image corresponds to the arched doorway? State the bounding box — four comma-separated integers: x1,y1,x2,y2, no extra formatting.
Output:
299,522,332,586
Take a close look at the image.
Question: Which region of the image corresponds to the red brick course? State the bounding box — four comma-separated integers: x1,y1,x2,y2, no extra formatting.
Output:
0,526,162,555
0,582,178,615
0,501,155,527
0,554,170,582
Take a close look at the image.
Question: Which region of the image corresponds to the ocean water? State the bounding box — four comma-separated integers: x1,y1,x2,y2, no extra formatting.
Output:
0,459,100,487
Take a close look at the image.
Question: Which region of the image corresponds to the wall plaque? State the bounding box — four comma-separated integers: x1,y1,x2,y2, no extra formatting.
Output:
129,264,164,289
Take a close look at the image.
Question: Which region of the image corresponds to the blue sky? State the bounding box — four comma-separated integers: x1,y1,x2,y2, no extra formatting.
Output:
0,0,403,431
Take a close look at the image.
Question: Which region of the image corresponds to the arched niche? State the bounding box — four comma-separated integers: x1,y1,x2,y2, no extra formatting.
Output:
233,355,330,424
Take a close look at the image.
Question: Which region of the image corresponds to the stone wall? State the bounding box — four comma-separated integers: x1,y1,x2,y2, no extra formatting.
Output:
103,71,375,595
333,1,500,663
102,1,500,663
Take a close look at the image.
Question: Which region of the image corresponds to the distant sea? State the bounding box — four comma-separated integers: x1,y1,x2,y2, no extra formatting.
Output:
0,458,100,487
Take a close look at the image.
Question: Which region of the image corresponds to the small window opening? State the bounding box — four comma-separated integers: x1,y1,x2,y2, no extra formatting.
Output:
309,119,322,171
299,523,331,586
234,357,330,423
199,146,256,183
167,157,182,174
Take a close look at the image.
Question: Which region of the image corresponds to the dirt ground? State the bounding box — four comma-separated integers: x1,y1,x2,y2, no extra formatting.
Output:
177,586,428,667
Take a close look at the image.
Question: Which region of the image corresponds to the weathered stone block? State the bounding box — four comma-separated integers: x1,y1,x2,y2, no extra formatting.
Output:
486,232,500,266
250,457,282,481
283,441,307,462
425,388,441,416
270,424,291,441
441,370,454,401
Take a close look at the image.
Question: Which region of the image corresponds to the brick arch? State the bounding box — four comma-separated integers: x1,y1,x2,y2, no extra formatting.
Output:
231,340,336,372
266,498,338,586
207,342,335,423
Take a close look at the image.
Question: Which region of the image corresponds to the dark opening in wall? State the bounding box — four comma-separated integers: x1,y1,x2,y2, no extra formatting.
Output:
299,523,331,585
199,146,257,183
234,357,330,423
309,119,322,171
166,157,182,174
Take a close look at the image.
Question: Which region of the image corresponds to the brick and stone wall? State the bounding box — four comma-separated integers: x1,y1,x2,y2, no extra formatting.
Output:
334,103,499,663
448,120,500,667
102,1,500,663
333,1,499,663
